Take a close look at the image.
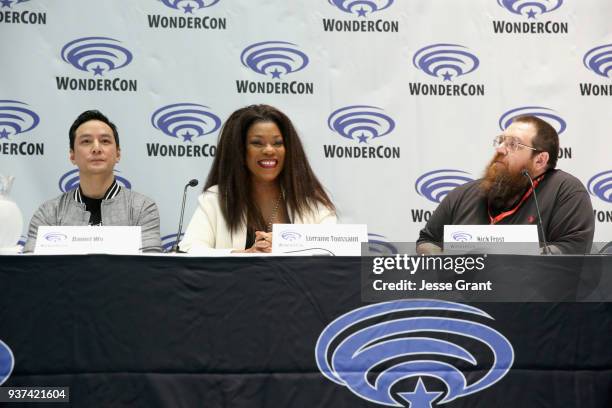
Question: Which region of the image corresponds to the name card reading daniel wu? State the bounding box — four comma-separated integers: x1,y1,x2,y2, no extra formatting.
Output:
35,226,141,255
272,224,367,256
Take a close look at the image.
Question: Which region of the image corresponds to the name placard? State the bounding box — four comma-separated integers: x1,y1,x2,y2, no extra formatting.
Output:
272,224,367,256
444,224,539,254
34,226,141,255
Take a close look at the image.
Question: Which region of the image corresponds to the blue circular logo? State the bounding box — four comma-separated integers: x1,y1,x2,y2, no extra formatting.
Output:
497,0,563,18
328,0,394,16
583,44,612,79
415,169,474,204
413,44,479,81
240,41,309,79
0,339,15,386
328,105,395,144
367,233,398,255
59,169,132,193
0,100,40,140
587,170,612,203
499,106,566,135
43,232,68,242
316,300,514,407
151,103,221,142
160,0,221,13
161,233,184,252
451,231,473,242
61,37,133,76
280,231,302,242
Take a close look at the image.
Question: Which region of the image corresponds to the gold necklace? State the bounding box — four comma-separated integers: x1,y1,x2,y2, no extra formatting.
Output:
267,193,282,233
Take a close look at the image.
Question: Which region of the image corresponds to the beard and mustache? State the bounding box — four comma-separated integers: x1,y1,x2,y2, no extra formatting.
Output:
480,153,533,210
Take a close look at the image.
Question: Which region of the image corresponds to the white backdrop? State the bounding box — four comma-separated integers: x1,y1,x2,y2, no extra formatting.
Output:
2,0,611,250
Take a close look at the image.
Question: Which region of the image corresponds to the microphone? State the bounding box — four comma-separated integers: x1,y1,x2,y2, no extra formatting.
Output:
521,169,549,254
170,179,199,253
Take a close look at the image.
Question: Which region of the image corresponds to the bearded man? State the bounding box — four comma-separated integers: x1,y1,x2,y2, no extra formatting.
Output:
416,115,594,255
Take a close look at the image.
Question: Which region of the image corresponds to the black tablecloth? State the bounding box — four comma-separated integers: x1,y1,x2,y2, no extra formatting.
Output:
1,255,611,407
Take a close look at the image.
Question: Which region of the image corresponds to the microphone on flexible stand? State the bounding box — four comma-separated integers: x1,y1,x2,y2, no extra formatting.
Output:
521,169,549,254
170,179,199,253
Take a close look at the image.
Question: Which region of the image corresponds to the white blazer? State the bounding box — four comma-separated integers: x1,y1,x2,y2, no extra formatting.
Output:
179,185,337,252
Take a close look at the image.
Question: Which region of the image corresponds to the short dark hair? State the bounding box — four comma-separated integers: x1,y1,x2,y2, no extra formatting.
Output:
513,115,559,169
205,104,335,232
69,110,119,150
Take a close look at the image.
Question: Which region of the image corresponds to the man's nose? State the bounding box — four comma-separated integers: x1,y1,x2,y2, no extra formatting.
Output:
495,144,508,155
92,139,102,152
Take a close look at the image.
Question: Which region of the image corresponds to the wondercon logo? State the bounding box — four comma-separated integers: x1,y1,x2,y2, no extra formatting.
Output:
161,233,184,252
43,232,68,242
151,103,221,142
1,0,29,8
0,100,40,140
16,235,27,247
316,300,514,407
413,44,479,81
368,233,398,255
587,171,612,203
240,41,309,79
328,105,395,144
499,106,566,135
328,0,394,16
159,0,220,13
61,37,133,76
451,231,473,242
497,0,563,19
0,339,14,386
416,170,474,204
59,169,132,192
583,44,612,79
280,230,302,242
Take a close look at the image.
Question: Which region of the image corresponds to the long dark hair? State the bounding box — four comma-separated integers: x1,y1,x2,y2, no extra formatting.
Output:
205,104,335,233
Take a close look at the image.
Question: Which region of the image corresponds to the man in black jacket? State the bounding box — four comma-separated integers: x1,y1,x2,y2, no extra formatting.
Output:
417,115,594,255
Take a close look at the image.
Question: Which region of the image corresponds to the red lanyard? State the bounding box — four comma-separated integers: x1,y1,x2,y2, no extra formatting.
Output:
488,175,544,225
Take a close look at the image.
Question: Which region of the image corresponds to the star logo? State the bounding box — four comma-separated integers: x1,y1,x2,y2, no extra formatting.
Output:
356,7,367,17
182,131,194,142
357,134,368,144
526,9,537,19
0,0,12,8
398,378,443,408
92,65,104,76
270,68,282,79
183,3,194,14
442,71,453,81
0,128,10,139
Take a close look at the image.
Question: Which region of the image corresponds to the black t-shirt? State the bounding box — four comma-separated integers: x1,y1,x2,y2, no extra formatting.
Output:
76,180,121,226
417,169,595,254
82,195,103,226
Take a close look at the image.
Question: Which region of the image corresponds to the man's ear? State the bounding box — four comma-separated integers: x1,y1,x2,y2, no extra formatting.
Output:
116,147,121,163
535,151,549,171
69,149,75,164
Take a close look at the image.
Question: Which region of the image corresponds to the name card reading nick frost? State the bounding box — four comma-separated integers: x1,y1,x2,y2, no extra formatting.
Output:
272,224,367,256
444,224,539,254
34,226,141,255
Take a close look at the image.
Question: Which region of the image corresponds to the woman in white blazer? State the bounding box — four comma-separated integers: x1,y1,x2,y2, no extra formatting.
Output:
180,104,336,253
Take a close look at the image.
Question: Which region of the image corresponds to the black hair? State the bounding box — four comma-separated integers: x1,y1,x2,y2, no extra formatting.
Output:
69,110,119,149
205,104,335,232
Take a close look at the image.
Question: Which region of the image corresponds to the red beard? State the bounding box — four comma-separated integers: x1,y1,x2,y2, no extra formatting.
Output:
480,153,531,210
